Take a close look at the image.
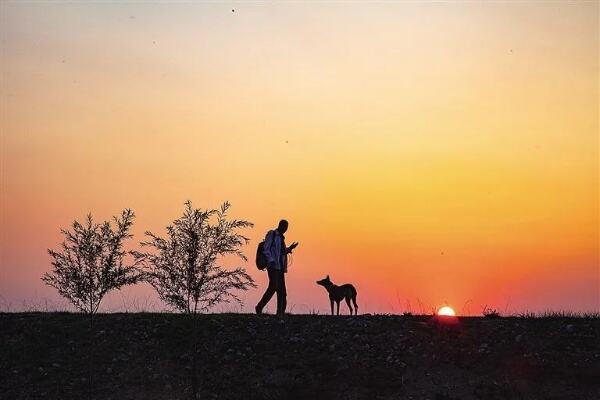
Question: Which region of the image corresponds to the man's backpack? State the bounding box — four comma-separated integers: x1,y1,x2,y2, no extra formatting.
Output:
256,241,268,270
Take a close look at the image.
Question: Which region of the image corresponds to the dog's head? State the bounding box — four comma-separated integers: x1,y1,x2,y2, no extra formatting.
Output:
316,275,331,287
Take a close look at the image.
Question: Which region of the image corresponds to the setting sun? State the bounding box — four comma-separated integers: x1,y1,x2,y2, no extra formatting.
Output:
438,306,456,317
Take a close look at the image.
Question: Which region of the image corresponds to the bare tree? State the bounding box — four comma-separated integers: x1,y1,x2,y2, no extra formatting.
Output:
133,200,255,399
42,209,140,316
133,201,255,314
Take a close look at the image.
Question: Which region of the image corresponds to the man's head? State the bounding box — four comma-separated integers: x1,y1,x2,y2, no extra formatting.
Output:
277,219,288,234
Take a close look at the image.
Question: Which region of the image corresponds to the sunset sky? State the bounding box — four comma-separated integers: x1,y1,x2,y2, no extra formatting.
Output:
1,2,598,314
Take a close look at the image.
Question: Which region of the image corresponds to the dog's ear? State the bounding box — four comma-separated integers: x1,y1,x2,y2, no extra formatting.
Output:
326,274,330,280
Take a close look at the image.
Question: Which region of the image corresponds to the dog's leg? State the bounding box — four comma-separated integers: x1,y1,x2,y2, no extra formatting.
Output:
345,297,353,315
330,299,334,315
336,301,340,316
352,294,358,315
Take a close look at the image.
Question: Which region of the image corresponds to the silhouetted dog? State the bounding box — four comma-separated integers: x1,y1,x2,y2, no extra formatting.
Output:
316,275,358,315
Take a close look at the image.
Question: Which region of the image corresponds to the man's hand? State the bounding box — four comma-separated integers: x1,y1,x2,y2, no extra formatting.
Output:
288,242,299,253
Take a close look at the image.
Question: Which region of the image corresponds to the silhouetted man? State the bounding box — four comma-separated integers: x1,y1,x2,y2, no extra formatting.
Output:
255,219,298,315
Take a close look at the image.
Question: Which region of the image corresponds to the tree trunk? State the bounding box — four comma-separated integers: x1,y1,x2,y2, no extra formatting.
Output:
88,312,95,398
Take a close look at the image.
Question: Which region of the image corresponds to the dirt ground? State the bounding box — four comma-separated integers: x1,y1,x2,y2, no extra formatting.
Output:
2,313,599,399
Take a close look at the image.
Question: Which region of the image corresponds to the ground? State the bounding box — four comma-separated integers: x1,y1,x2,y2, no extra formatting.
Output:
1,313,599,400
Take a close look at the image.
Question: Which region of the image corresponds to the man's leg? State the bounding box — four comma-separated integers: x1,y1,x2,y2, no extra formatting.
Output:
256,269,277,314
275,271,287,315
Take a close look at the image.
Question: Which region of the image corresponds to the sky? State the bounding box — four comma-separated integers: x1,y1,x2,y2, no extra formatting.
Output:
0,1,598,314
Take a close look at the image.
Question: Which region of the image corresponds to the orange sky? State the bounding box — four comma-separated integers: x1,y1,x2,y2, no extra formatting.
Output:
1,2,598,314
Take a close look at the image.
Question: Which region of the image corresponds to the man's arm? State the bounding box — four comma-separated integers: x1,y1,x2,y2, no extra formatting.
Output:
286,242,299,254
263,231,276,266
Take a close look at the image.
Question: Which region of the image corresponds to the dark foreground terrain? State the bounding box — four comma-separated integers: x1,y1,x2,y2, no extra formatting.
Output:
1,313,599,400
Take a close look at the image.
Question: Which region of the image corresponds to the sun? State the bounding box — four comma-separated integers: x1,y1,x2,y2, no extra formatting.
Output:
437,306,456,316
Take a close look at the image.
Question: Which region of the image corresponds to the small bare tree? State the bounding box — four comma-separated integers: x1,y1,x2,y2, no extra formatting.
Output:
133,200,255,399
133,201,255,314
42,209,140,317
